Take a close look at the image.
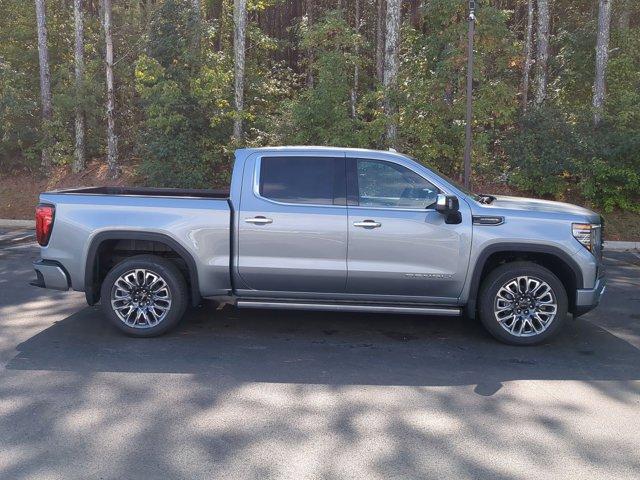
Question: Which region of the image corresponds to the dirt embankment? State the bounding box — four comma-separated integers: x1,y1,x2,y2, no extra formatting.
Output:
0,160,138,220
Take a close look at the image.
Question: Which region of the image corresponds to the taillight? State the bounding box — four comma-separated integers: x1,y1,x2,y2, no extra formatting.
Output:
35,204,55,246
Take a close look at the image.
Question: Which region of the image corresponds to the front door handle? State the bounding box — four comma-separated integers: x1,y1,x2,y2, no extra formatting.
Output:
245,216,273,225
353,220,382,228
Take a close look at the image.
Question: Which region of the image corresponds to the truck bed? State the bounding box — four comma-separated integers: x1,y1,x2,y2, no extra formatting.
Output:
44,186,230,199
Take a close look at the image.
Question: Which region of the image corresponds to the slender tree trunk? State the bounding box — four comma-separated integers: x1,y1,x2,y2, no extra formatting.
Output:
618,0,630,30
350,0,360,118
103,0,118,178
192,0,200,49
593,0,612,126
35,0,53,169
521,0,534,112
375,0,385,82
233,0,247,140
306,0,314,88
534,0,550,107
383,0,401,146
408,0,421,29
73,0,86,173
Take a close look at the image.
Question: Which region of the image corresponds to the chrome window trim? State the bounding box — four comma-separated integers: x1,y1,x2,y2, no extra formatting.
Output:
348,205,438,213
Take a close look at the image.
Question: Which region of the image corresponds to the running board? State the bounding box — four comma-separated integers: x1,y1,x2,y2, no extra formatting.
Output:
236,300,461,316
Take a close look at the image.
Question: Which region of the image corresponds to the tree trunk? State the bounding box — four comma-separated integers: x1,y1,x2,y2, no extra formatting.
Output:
375,0,385,82
521,0,534,112
306,0,314,88
73,0,86,173
103,0,118,178
233,0,247,140
383,0,401,146
35,0,53,169
192,0,200,49
350,0,360,118
593,0,612,126
618,0,630,30
534,0,550,107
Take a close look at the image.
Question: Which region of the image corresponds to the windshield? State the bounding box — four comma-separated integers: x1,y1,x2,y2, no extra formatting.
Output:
405,156,481,201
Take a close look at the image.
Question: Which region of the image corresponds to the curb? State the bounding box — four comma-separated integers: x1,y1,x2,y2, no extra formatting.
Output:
0,219,35,228
604,241,640,252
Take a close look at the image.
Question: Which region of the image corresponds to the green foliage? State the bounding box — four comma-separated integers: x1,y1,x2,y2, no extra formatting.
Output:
0,60,39,170
282,10,378,147
506,107,576,196
397,1,518,178
576,125,640,213
0,0,639,212
136,0,226,188
507,109,640,212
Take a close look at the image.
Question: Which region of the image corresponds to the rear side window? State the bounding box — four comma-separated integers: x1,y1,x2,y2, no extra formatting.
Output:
259,156,345,205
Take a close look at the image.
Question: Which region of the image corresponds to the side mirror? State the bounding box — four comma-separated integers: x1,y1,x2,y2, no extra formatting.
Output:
436,194,459,213
435,194,462,224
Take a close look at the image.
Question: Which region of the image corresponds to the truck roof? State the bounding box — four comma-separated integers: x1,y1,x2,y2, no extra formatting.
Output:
237,146,407,157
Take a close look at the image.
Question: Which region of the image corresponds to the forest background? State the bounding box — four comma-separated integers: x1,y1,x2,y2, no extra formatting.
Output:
0,0,638,238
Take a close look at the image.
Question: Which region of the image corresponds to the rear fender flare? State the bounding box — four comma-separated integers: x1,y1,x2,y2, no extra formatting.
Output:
84,231,201,307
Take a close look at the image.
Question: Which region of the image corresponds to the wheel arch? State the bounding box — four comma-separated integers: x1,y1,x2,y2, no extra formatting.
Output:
84,231,201,307
466,243,584,318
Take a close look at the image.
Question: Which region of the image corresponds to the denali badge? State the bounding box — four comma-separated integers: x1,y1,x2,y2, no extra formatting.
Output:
404,273,453,279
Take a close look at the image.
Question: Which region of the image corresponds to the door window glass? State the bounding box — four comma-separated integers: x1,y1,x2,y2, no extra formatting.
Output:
259,156,344,205
356,159,439,209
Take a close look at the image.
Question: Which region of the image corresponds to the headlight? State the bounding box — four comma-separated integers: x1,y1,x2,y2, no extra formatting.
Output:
572,223,598,252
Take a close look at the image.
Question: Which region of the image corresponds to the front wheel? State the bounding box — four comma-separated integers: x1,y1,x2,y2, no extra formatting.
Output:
100,255,188,337
478,261,568,345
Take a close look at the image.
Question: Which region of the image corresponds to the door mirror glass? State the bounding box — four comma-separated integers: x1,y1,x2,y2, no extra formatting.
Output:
435,194,462,224
435,194,459,214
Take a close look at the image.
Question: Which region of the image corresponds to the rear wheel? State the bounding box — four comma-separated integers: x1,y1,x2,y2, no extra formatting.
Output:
478,261,568,345
100,255,188,337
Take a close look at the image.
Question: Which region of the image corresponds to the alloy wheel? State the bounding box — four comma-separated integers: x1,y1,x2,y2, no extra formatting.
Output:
493,275,558,337
110,269,172,329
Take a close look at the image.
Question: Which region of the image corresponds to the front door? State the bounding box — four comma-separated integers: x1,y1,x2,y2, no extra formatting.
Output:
236,154,348,294
346,157,471,301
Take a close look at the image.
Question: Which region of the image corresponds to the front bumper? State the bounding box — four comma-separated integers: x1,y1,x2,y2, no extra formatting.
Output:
30,259,70,291
574,276,606,317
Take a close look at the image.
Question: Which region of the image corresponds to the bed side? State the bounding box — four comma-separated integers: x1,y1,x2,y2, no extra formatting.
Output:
38,192,232,298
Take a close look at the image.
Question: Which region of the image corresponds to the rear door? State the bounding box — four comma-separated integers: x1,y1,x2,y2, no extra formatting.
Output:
346,157,471,301
236,153,348,294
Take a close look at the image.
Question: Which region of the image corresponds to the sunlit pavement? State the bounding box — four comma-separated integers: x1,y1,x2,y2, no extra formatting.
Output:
1,243,639,479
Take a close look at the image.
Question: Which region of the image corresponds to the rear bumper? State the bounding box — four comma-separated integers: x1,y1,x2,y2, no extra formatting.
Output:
30,259,70,291
574,277,606,317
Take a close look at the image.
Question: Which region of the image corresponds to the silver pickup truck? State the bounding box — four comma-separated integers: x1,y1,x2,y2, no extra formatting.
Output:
31,147,606,345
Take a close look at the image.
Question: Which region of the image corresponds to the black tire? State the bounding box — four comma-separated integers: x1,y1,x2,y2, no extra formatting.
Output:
100,254,188,337
478,261,568,345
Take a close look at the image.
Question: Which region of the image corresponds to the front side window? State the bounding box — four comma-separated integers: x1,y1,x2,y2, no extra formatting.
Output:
259,156,344,205
355,159,439,209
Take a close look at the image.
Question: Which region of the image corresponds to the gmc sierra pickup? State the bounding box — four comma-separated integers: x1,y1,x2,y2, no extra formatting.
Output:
31,147,606,345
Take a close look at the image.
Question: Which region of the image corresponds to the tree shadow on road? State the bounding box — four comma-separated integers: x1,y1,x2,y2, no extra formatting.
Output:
7,302,640,390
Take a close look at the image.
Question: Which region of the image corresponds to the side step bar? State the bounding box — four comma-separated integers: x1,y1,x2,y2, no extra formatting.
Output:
236,300,461,316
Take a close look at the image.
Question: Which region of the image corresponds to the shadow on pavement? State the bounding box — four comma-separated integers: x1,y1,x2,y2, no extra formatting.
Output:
7,301,640,388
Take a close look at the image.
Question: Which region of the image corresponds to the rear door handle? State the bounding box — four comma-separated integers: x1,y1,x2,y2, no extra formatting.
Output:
245,216,273,225
353,220,382,228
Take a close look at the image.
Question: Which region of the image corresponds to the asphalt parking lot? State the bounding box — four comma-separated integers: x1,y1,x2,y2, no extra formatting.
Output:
1,242,639,480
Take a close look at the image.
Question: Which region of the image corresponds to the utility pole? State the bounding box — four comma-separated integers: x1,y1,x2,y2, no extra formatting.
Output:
463,1,476,188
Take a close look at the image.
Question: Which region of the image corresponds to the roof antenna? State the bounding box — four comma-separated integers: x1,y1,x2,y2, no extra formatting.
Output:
388,148,397,153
